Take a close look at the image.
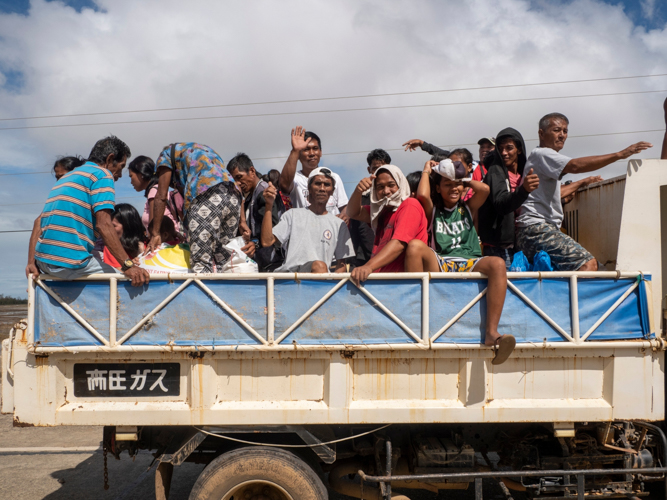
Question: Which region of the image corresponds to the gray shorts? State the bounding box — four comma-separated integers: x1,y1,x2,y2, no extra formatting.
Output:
516,222,594,271
36,253,119,279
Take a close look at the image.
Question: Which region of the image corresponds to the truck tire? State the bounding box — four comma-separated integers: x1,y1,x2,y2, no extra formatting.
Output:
188,446,327,500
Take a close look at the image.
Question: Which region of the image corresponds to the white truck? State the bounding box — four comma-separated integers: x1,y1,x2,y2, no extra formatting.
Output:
3,159,667,500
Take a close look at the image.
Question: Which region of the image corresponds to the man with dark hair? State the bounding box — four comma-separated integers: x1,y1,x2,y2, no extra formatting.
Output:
27,136,149,287
87,135,131,166
516,113,652,271
279,126,349,217
147,143,241,274
263,167,354,273
367,149,392,171
228,152,285,270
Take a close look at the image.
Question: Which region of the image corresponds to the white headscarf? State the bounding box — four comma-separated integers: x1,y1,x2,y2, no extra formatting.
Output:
369,165,411,231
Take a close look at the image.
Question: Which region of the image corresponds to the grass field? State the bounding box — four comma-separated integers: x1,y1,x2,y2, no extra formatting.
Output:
0,304,28,342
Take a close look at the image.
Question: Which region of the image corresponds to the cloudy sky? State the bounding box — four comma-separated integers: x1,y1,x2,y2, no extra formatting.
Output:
0,0,665,297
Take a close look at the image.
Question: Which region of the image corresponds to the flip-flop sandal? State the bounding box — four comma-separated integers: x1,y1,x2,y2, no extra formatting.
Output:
492,334,516,365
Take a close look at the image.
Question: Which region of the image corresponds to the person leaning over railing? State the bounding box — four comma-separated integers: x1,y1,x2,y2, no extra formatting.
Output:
127,155,184,236
348,165,428,285
402,159,515,365
261,167,355,273
515,113,652,271
146,143,247,274
26,136,149,287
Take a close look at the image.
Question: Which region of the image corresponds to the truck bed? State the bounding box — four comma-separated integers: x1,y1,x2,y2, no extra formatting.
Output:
3,271,663,427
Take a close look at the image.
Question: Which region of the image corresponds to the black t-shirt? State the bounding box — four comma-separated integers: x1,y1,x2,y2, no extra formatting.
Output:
246,180,283,241
348,192,374,266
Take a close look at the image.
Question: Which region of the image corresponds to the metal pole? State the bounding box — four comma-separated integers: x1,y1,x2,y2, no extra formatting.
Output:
570,275,580,343
27,275,35,344
421,275,429,345
267,277,274,345
385,439,392,500
109,278,117,347
475,477,483,500
29,338,662,354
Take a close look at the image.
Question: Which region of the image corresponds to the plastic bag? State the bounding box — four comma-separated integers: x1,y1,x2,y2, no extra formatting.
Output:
531,250,554,272
510,251,530,272
219,236,259,274
138,243,191,274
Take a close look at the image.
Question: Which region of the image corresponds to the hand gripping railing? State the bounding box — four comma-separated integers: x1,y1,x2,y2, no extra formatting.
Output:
26,271,658,353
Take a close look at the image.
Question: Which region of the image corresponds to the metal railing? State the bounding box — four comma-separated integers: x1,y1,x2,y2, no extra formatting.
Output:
25,271,659,353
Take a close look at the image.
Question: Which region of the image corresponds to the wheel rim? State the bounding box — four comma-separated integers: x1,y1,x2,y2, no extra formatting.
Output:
222,479,294,500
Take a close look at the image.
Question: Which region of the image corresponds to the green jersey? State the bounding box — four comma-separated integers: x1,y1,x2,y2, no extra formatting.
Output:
431,203,482,260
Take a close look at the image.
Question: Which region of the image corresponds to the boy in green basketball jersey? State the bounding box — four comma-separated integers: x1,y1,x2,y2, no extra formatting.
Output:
405,158,515,365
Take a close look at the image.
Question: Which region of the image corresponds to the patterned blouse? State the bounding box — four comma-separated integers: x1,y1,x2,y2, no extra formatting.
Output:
156,143,236,212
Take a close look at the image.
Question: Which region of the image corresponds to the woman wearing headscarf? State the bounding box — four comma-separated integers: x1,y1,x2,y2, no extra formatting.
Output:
477,128,539,269
348,165,428,285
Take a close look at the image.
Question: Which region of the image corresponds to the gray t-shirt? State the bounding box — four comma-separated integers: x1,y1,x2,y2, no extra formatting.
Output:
273,208,355,272
516,147,572,228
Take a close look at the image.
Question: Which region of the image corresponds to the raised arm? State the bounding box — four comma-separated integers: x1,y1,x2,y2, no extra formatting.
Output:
464,179,490,214
25,216,42,278
279,126,309,193
146,166,172,253
402,139,450,157
260,183,278,248
416,161,435,219
562,142,652,175
347,176,373,223
560,175,602,199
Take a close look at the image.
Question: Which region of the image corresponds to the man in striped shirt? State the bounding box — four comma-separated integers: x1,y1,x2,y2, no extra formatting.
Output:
28,136,149,287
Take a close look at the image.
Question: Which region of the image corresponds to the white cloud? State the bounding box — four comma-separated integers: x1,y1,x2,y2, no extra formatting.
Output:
641,0,656,18
0,0,665,296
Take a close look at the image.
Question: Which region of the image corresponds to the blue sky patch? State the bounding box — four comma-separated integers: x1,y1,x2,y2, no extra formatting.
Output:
1,68,25,93
0,0,100,15
605,0,666,29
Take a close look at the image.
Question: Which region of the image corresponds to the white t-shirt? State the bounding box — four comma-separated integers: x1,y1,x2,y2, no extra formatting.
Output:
273,208,355,272
516,147,572,228
289,169,349,215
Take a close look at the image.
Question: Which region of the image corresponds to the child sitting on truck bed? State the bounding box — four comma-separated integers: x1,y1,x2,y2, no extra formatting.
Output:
404,159,515,365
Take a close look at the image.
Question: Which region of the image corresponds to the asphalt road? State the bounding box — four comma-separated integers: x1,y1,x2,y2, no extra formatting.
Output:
0,411,525,500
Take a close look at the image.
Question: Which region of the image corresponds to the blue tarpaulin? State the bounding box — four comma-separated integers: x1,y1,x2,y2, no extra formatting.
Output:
33,276,652,347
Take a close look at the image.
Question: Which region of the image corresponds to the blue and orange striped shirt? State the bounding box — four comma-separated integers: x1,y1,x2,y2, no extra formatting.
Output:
35,162,116,269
